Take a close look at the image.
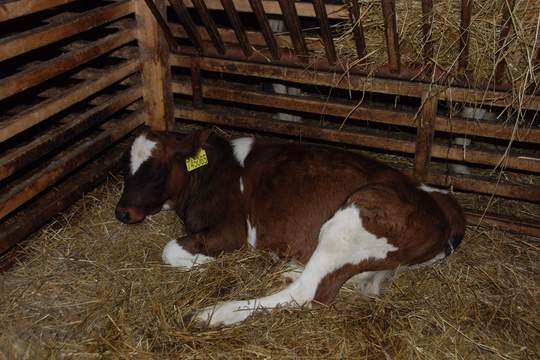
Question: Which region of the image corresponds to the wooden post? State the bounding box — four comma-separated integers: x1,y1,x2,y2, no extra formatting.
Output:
347,0,366,59
494,0,516,84
458,0,472,76
381,0,400,73
134,0,174,130
414,92,438,180
191,57,203,107
421,0,433,66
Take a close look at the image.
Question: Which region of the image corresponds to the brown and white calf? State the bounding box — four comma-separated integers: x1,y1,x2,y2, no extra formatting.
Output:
115,128,465,327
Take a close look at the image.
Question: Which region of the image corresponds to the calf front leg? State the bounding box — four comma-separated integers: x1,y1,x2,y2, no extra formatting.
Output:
162,225,245,269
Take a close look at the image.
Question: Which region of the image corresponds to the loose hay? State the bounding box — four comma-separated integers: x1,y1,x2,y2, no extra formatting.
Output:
0,174,538,359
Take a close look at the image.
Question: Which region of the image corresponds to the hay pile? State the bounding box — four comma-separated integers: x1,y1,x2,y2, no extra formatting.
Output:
0,175,538,359
327,0,540,91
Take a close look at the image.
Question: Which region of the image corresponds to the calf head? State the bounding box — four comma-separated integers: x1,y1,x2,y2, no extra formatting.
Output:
115,128,210,224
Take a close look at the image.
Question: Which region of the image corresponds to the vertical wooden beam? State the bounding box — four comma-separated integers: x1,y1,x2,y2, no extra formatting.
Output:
347,0,366,59
495,0,516,84
141,0,180,53
381,0,400,73
277,0,308,58
169,0,204,53
191,58,203,107
458,0,472,75
192,0,226,54
134,0,174,130
221,0,253,57
414,92,438,180
421,0,433,65
313,0,337,64
248,0,281,60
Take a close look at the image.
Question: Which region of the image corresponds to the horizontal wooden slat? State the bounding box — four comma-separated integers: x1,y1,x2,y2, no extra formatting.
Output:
0,140,128,254
0,85,142,181
170,54,540,111
0,0,132,62
466,211,540,238
0,110,144,220
0,58,140,143
0,27,135,100
183,0,348,19
171,78,540,143
173,101,540,172
0,0,77,22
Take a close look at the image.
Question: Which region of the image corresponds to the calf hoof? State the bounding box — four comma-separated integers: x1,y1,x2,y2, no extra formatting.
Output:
182,310,211,330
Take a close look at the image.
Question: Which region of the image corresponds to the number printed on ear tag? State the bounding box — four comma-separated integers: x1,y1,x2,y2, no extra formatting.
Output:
185,148,208,172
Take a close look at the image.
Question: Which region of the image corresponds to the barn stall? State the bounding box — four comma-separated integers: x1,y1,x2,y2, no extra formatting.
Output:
0,0,539,358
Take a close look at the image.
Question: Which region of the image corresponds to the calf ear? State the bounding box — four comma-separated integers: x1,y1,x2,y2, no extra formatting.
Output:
177,128,212,157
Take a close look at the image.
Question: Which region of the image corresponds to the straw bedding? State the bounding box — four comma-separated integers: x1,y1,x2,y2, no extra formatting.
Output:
1,175,538,359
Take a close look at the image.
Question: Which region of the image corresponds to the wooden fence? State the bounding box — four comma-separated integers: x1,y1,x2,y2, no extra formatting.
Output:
0,0,538,252
0,0,143,251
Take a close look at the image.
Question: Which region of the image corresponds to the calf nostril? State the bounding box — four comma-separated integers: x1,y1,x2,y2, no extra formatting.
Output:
116,208,131,223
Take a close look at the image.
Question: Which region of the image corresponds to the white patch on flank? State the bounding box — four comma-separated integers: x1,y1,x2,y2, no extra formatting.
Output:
162,239,214,269
239,178,244,193
192,204,397,327
246,218,257,248
130,135,157,175
419,184,449,194
230,137,254,167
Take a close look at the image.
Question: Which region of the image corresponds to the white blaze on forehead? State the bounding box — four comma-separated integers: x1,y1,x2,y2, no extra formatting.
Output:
130,134,157,175
419,184,449,194
231,137,254,167
239,178,244,193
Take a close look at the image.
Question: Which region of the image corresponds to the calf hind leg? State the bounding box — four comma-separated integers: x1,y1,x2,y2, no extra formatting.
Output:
190,203,397,327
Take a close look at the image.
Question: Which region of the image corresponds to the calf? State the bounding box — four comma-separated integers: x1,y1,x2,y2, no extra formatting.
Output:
116,128,465,327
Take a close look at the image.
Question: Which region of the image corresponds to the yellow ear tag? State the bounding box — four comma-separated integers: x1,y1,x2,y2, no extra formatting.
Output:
185,148,208,172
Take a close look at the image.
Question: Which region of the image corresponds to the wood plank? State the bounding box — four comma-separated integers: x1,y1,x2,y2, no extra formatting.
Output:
0,140,128,254
277,0,308,58
248,0,281,60
140,0,181,52
171,76,540,143
192,0,226,54
424,171,540,203
494,0,516,84
169,0,204,52
313,0,336,64
0,28,134,100
421,0,433,64
170,22,292,50
381,0,400,73
0,0,132,62
183,0,349,20
173,99,540,172
0,58,139,143
346,0,366,59
191,58,203,107
170,54,540,111
0,110,144,221
0,86,142,181
458,0,472,75
413,92,438,180
135,0,174,131
220,0,253,57
0,0,76,22
465,211,540,238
